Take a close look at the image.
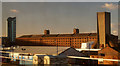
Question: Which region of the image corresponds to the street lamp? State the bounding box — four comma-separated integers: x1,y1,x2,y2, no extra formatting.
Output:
54,40,58,56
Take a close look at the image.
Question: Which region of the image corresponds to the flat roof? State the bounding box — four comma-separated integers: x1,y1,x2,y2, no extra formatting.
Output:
76,49,101,51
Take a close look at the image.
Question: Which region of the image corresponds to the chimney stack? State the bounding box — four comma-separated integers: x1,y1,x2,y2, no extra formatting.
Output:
44,30,50,35
73,28,79,34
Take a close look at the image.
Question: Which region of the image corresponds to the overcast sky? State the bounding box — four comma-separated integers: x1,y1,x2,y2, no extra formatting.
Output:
1,0,120,2
1,2,119,37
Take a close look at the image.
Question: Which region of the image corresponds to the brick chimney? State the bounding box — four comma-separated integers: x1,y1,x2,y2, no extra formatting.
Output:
73,28,79,34
44,30,50,35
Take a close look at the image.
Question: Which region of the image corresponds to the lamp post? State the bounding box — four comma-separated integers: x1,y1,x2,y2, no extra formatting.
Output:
54,39,58,56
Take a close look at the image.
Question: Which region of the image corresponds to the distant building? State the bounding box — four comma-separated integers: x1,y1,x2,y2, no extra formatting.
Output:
16,32,98,48
0,37,10,47
10,46,70,65
7,17,16,42
15,12,118,49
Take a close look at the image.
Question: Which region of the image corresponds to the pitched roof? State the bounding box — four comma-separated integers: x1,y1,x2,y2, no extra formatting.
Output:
59,48,86,57
98,47,120,56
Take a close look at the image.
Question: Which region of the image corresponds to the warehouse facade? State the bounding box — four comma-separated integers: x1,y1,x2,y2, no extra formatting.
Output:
16,30,98,48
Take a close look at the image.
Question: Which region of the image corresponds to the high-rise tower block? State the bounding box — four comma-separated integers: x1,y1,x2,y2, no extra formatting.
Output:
97,12,111,48
7,17,16,42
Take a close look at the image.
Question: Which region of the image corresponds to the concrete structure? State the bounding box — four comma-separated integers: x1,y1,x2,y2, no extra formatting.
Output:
7,17,16,42
97,12,111,48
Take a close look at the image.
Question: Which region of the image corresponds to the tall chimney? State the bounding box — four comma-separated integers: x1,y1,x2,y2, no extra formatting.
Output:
73,28,79,34
44,30,50,35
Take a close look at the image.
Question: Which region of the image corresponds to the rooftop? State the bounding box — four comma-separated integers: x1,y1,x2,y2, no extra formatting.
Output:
18,33,97,38
13,46,70,55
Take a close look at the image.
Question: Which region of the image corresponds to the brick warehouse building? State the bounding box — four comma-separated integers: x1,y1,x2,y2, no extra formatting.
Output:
12,12,118,49
15,30,98,48
15,30,118,48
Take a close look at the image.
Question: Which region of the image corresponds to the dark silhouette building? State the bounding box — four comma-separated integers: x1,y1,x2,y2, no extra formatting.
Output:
7,17,16,42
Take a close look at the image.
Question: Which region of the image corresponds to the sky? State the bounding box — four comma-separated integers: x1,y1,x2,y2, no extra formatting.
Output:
2,2,118,37
1,0,120,2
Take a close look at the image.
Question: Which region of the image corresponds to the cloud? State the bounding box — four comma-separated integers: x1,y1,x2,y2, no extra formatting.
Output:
111,23,118,29
112,30,118,35
101,3,118,10
10,9,19,13
111,23,118,35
